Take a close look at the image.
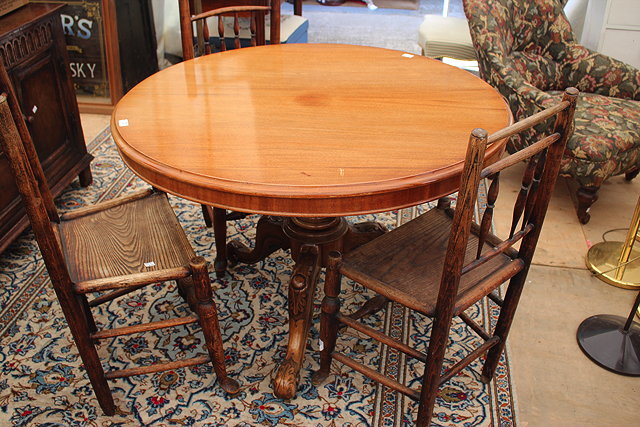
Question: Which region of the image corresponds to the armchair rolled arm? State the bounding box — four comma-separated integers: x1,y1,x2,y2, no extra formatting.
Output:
469,26,555,118
561,43,640,100
482,50,556,118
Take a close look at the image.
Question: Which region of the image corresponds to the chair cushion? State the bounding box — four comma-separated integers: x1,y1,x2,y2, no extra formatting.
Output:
418,15,476,61
547,91,640,187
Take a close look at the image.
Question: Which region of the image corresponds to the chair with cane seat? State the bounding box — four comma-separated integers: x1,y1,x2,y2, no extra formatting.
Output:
0,69,239,414
312,88,578,425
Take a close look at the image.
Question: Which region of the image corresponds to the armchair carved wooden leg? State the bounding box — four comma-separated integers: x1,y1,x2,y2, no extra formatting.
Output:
626,169,640,182
576,186,599,224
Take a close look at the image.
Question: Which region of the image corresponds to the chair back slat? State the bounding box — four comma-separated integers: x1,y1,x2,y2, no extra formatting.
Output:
179,0,280,59
217,15,226,51
485,101,569,145
233,14,242,49
448,88,578,293
249,14,257,46
462,225,531,275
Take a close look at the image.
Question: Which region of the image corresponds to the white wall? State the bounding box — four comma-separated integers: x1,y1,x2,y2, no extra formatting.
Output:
151,0,182,68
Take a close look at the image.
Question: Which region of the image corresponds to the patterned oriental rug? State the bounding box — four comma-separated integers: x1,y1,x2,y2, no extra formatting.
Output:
0,128,517,426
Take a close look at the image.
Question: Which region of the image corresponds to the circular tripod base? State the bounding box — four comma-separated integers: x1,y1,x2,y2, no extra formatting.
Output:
577,314,640,376
586,241,640,289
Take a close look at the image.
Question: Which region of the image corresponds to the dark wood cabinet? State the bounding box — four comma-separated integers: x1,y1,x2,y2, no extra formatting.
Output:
0,3,93,254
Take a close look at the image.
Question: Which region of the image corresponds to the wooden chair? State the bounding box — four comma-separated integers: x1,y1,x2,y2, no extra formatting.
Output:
180,0,281,58
312,88,579,426
178,0,282,277
0,80,239,413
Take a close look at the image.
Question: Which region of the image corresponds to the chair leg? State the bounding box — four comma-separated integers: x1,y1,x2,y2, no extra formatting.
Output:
58,293,115,414
312,251,342,385
481,273,527,382
189,256,240,394
79,294,97,334
212,207,228,278
576,186,599,224
416,311,454,426
201,204,214,227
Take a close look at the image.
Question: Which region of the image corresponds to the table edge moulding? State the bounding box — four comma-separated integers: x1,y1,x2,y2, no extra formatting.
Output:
112,44,511,218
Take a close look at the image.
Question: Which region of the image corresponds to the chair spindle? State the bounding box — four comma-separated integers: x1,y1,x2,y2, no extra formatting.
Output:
476,173,500,259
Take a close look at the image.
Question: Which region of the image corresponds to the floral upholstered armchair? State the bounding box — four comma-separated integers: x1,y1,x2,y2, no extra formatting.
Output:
463,0,640,223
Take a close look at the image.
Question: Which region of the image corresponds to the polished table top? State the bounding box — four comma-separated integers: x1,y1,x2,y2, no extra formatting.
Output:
111,43,511,217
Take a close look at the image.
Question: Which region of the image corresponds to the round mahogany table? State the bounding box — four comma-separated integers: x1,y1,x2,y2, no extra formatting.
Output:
111,43,511,399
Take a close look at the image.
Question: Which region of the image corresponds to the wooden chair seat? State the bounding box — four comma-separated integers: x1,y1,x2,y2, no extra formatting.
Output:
60,190,195,283
342,207,520,317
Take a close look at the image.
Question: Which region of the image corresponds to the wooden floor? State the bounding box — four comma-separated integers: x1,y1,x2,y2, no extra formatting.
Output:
81,113,638,426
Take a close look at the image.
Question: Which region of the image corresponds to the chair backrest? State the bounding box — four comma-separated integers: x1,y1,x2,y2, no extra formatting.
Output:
0,88,74,297
463,0,575,89
179,0,281,59
436,87,578,315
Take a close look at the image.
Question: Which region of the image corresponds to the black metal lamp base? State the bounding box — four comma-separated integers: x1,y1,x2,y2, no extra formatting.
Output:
577,314,640,376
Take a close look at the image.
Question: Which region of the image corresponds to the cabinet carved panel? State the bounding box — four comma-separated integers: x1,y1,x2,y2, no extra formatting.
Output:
0,4,93,254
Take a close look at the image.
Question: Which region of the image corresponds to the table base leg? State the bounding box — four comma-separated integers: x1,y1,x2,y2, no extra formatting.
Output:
228,215,387,399
273,244,321,399
227,216,290,265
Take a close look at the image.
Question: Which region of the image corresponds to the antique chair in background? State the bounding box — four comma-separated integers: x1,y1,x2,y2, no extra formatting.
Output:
312,88,578,425
198,0,307,47
463,0,640,223
181,0,307,54
178,0,285,277
0,70,239,414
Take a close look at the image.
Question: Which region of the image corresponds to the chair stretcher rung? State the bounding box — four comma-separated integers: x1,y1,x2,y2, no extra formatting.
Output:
105,355,210,379
332,352,421,401
458,312,490,340
91,315,199,340
337,314,427,362
439,336,500,385
487,290,503,306
88,284,146,307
